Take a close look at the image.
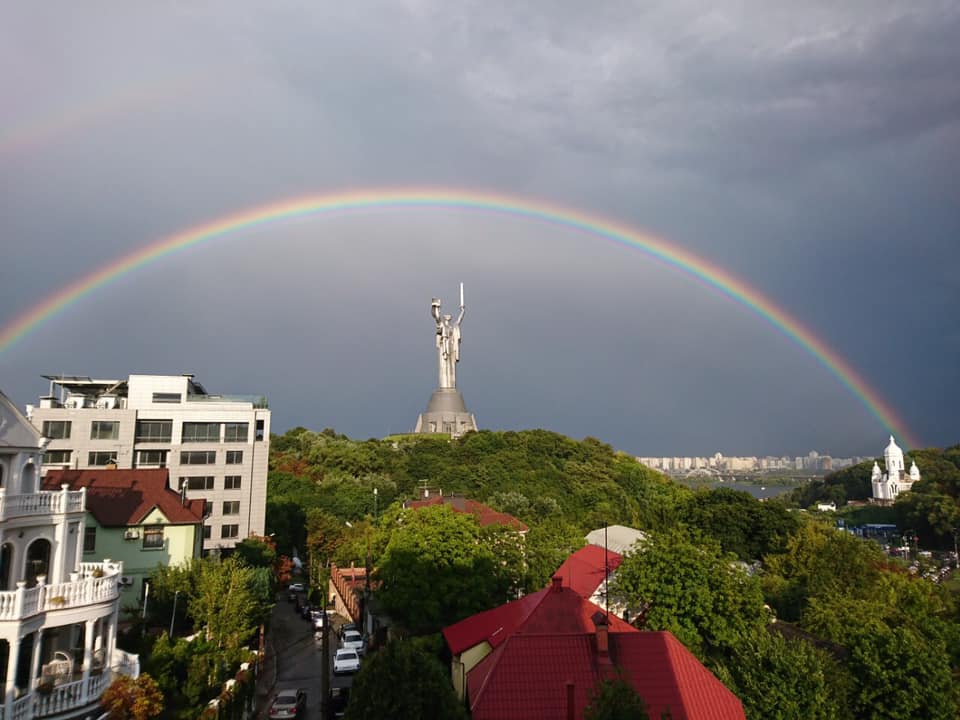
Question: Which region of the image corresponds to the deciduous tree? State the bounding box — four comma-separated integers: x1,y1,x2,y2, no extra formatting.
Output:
610,527,767,660
101,673,164,720
344,640,466,720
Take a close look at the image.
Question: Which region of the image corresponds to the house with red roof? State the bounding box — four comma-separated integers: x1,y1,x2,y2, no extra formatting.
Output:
403,492,528,533
43,468,205,599
443,576,746,720
554,543,623,610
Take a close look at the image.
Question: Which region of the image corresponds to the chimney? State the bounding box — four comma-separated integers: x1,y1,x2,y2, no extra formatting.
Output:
595,616,611,663
566,682,575,720
551,575,563,592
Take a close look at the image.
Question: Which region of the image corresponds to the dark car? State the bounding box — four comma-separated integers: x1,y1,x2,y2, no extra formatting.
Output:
268,689,306,719
329,686,350,718
338,622,357,640
287,582,305,602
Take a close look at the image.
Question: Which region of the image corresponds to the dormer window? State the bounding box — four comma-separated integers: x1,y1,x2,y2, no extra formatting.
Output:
143,527,164,549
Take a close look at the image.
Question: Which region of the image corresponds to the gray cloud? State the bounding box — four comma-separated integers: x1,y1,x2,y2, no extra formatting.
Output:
1,1,957,455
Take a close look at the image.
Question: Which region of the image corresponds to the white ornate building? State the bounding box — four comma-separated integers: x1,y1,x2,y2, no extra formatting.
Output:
0,391,137,720
871,435,920,505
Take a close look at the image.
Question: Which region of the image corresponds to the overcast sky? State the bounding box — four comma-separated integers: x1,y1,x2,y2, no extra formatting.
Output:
1,1,957,457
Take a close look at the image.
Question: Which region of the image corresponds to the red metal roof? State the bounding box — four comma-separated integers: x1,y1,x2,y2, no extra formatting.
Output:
43,468,205,526
469,631,746,720
443,580,635,656
404,495,529,532
553,544,623,600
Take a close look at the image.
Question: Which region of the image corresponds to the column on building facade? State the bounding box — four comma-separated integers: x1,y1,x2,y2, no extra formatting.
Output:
29,629,42,689
2,632,16,715
81,617,96,684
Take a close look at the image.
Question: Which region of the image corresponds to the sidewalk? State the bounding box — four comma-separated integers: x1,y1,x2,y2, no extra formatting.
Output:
254,603,278,719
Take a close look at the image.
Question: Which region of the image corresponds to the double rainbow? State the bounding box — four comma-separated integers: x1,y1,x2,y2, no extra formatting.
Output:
0,188,919,447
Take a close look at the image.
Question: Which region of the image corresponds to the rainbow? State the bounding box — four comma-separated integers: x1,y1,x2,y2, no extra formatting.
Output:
0,72,210,158
0,188,920,447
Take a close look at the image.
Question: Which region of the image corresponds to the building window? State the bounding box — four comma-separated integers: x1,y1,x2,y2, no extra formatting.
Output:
223,423,249,442
88,451,118,466
83,526,97,553
182,422,220,443
255,419,265,441
182,476,214,490
136,450,168,468
222,501,240,515
152,392,181,403
180,450,216,465
42,421,71,439
135,420,172,443
202,525,211,540
143,527,164,549
224,475,242,490
42,450,72,465
225,450,243,464
90,421,120,440
221,524,239,539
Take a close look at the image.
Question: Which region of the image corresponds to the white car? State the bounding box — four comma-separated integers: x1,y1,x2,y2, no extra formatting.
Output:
333,648,360,675
340,629,365,656
312,611,327,630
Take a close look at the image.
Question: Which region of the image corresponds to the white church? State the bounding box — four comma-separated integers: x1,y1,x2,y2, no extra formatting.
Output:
871,435,920,505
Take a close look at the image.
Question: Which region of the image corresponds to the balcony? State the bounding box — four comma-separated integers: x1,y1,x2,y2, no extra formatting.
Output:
0,488,85,523
0,562,121,622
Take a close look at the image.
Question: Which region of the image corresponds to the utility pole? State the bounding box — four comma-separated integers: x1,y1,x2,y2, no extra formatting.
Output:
320,610,331,720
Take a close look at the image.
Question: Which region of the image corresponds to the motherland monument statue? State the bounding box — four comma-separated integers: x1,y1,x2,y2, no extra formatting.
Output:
414,283,478,437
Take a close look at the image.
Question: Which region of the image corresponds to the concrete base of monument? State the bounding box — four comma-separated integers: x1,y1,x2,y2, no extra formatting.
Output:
414,388,478,437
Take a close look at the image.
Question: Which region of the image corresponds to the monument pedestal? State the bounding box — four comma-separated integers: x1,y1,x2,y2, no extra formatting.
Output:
414,388,477,437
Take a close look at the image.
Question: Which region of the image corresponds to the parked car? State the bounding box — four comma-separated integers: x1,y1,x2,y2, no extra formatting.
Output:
301,604,317,620
329,686,350,718
340,629,365,656
268,689,306,719
338,623,357,641
333,648,361,675
312,610,328,630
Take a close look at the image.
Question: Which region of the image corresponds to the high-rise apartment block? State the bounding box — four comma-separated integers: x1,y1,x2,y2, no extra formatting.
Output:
26,375,270,554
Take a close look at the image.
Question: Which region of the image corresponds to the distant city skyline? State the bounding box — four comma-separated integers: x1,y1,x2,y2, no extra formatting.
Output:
638,450,874,475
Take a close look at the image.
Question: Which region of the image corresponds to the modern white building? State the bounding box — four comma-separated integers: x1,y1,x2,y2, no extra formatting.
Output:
871,435,920,505
26,375,270,554
1,390,137,720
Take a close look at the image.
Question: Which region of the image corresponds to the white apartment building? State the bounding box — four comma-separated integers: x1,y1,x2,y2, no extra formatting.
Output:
26,375,270,554
1,390,138,720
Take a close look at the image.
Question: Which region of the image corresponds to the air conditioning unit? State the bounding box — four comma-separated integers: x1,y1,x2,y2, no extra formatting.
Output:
118,576,134,587
123,529,140,540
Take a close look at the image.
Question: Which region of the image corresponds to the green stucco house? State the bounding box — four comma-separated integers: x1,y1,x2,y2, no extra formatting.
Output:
42,468,205,600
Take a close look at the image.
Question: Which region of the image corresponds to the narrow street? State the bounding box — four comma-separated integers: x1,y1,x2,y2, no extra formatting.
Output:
258,592,354,718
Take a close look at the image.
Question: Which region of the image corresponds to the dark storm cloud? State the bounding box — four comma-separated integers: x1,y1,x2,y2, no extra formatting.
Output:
1,1,957,456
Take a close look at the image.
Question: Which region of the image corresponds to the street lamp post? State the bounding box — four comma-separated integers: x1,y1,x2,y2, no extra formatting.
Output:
169,590,179,637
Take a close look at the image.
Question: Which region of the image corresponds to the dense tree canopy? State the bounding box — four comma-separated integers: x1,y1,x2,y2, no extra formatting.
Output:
610,527,768,660
375,505,521,634
344,640,466,720
266,427,960,717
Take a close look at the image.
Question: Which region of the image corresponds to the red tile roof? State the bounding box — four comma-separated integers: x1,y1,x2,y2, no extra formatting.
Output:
469,632,746,720
404,495,528,532
43,469,205,527
443,580,635,656
553,544,623,600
